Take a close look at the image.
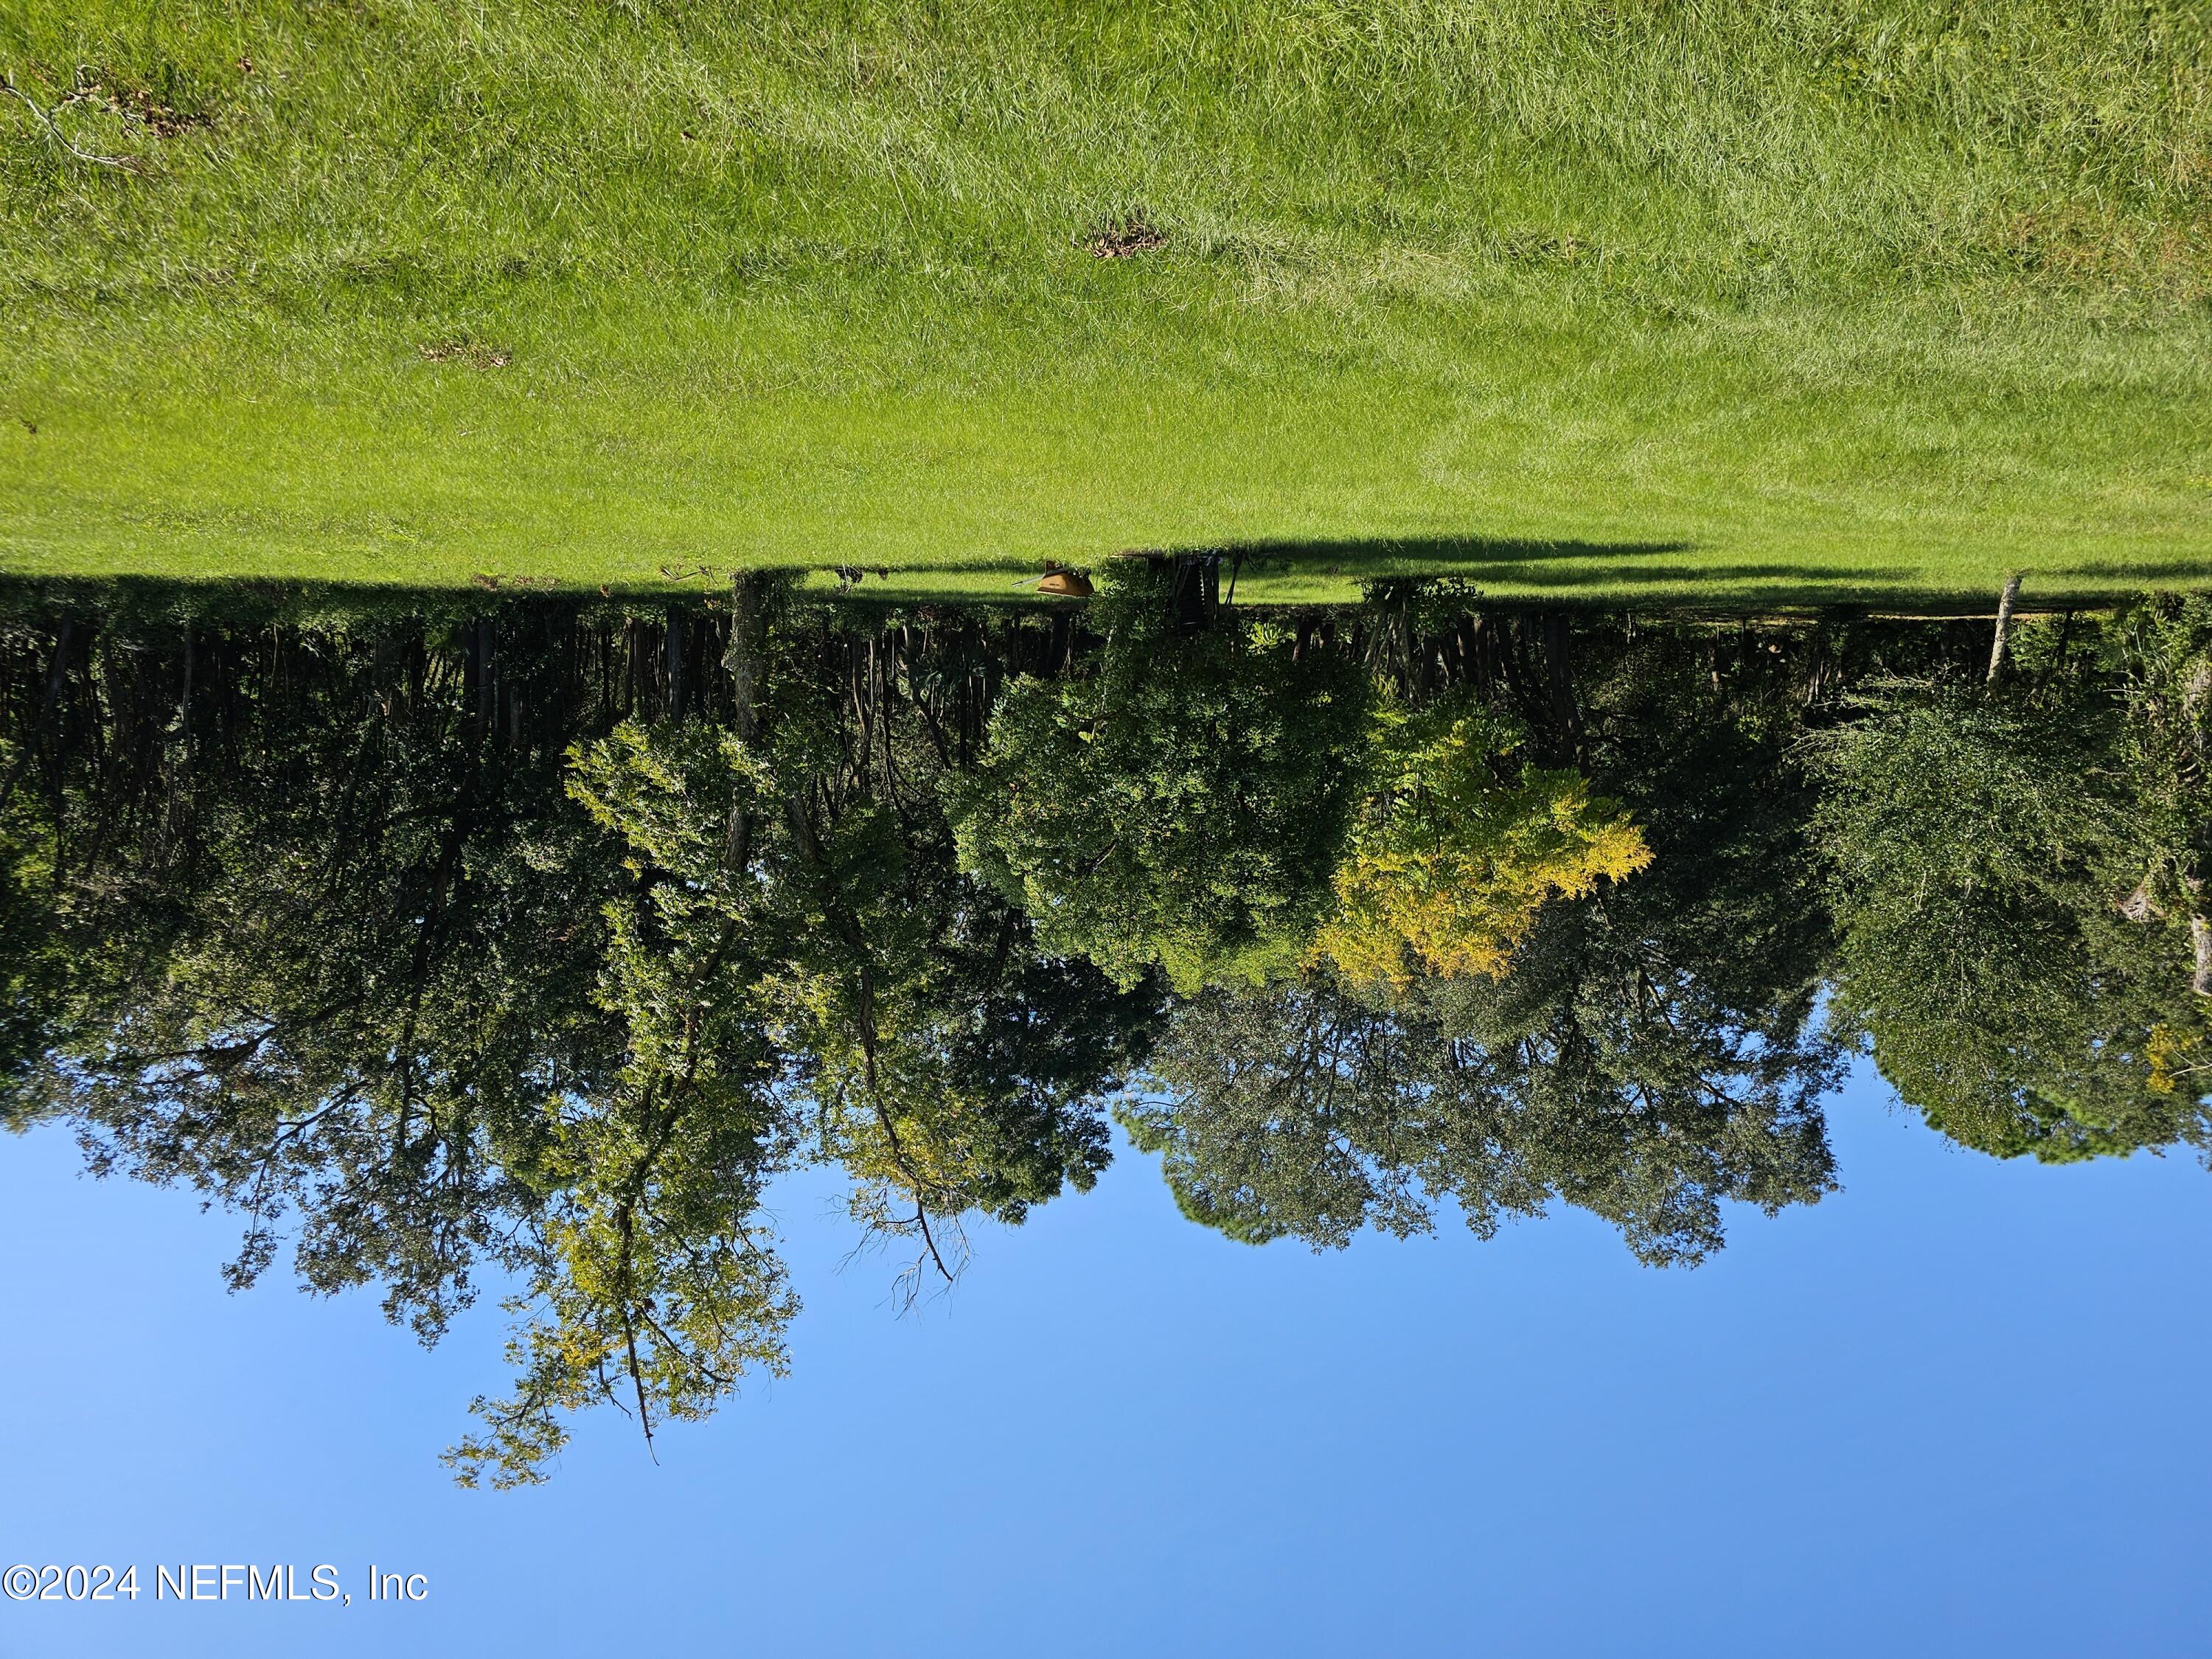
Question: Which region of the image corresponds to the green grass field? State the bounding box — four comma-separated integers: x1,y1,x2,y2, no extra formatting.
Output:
2,1,2209,603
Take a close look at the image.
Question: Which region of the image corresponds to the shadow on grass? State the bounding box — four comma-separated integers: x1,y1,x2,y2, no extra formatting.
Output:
4,530,2205,617
2068,558,2212,583
1228,535,1696,569
1200,535,2209,611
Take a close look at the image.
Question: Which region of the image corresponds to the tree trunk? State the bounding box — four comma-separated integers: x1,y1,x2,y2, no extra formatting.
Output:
720,573,770,874
2193,916,2212,998
723,573,766,744
664,608,686,723
1542,611,1579,762
483,618,502,734
1986,573,2023,686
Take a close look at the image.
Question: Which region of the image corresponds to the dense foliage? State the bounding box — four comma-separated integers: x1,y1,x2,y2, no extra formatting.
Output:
1810,606,2212,1161
2,581,2207,1481
951,563,1369,992
1315,698,1649,989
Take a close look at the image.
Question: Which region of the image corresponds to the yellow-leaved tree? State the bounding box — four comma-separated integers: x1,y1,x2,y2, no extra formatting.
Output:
1316,702,1652,990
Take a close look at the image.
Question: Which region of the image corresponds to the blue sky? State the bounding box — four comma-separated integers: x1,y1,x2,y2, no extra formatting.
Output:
2,1060,2208,1658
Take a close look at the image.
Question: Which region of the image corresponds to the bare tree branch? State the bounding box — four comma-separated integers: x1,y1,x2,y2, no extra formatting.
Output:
2,76,144,171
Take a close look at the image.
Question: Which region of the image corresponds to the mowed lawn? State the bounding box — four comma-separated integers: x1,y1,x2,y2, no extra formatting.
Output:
1,1,2209,604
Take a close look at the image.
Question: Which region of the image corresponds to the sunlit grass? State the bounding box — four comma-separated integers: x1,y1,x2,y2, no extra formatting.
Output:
2,1,2208,601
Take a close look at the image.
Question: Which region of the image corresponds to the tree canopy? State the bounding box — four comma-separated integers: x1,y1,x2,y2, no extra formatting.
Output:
1805,606,2212,1159
951,563,1369,992
1315,698,1650,990
6,585,2210,1484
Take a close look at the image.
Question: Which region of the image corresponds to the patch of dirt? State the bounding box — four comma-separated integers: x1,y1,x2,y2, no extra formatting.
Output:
60,69,212,139
1085,216,1167,260
418,341,512,369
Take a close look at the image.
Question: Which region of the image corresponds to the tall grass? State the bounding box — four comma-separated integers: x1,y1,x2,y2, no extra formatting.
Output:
7,2,2207,301
0,2,2207,596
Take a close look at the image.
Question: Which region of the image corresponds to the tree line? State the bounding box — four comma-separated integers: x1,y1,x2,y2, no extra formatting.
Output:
1,571,2205,1481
